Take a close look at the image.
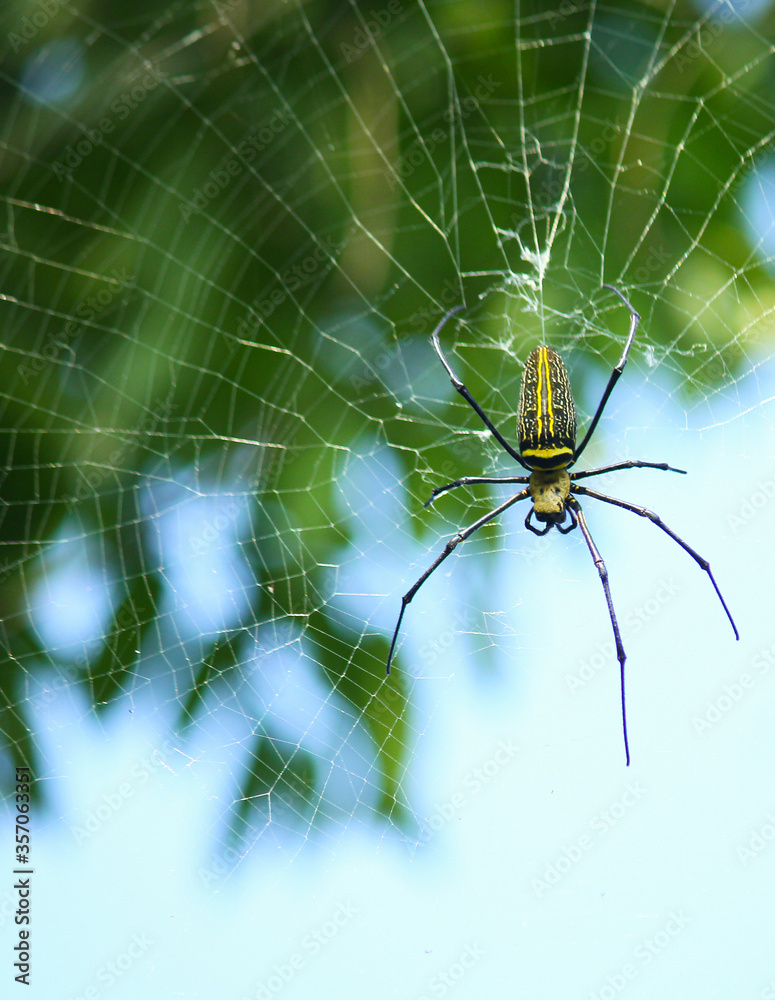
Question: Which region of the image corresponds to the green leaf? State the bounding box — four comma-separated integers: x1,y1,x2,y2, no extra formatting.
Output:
177,631,244,731
307,609,411,825
85,572,162,709
230,734,316,847
0,652,38,793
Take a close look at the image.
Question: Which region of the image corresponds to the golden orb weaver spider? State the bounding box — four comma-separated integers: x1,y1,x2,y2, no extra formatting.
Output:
385,286,739,765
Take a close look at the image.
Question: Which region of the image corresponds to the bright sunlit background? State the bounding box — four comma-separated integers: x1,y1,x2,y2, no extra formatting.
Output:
1,2,775,998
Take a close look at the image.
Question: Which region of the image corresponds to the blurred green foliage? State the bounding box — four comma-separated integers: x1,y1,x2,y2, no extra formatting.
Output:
1,0,774,831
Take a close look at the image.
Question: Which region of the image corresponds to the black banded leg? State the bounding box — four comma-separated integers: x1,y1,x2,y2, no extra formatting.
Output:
567,497,631,767
430,309,529,469
572,484,739,640
571,460,686,481
386,488,531,673
425,475,529,508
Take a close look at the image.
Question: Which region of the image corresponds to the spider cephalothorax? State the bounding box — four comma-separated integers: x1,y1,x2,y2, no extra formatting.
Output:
385,288,739,766
526,468,572,532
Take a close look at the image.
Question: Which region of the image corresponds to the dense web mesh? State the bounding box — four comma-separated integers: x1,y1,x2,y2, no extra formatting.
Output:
1,0,774,872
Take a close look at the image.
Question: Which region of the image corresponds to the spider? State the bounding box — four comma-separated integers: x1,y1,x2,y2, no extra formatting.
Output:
385,287,739,765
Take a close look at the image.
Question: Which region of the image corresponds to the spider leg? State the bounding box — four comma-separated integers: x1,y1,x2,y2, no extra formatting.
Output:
566,496,630,766
571,460,686,481
524,498,580,536
556,505,577,534
431,307,530,469
425,475,530,508
573,286,640,463
525,507,552,536
572,484,739,640
386,487,531,673
524,505,577,535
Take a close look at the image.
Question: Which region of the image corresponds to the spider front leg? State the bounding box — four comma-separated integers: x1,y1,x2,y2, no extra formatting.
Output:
566,496,631,766
430,307,529,468
571,460,686,481
573,286,640,462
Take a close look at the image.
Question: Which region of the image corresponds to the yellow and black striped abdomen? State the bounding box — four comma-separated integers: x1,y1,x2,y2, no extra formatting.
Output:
517,346,577,470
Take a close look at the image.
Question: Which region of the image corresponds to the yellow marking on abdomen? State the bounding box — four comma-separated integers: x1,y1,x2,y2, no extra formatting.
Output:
522,445,573,469
535,348,555,441
543,348,555,438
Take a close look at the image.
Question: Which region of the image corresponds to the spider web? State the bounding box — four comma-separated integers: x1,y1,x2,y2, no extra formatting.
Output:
2,0,775,995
